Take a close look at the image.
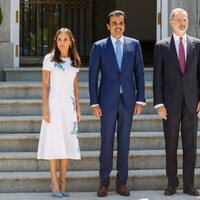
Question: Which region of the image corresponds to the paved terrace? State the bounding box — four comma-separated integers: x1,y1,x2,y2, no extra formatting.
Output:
0,191,200,200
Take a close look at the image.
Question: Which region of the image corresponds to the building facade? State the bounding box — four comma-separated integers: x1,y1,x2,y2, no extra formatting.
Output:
0,0,200,79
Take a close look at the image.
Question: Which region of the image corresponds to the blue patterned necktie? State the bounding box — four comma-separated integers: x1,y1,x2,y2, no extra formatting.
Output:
115,39,122,70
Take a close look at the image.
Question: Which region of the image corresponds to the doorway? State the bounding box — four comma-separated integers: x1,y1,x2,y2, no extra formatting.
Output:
116,0,156,66
20,0,93,64
19,0,168,66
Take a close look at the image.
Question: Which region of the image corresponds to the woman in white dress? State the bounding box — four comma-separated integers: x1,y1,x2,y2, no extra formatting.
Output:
37,28,81,198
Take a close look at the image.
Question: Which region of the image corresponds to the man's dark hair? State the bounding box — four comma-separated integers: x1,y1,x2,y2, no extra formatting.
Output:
107,10,126,25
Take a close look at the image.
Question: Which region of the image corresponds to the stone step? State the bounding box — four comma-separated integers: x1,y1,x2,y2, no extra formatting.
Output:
2,115,200,133
0,82,89,99
0,98,154,116
0,99,42,116
0,115,163,133
0,169,199,192
0,132,164,152
0,149,200,172
0,82,153,99
4,67,153,82
2,132,200,152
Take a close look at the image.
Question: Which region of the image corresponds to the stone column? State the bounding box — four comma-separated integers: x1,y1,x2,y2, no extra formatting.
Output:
0,0,19,81
168,0,198,37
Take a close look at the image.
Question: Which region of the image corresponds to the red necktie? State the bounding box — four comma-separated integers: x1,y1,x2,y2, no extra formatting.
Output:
179,37,185,74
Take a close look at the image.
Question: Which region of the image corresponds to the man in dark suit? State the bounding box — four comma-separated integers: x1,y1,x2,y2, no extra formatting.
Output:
153,8,200,196
89,10,145,197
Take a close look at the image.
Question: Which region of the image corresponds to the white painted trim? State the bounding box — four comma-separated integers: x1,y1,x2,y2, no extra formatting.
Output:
161,0,168,39
156,0,169,41
10,0,19,67
156,0,161,41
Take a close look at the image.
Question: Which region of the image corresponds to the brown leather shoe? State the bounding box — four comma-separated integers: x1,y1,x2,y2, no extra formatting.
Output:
97,185,108,197
116,185,130,196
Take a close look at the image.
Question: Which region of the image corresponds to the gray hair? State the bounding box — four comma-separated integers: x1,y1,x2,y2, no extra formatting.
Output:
170,8,188,20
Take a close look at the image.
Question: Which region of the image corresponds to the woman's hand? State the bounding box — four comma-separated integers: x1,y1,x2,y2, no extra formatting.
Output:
76,110,82,122
43,110,50,123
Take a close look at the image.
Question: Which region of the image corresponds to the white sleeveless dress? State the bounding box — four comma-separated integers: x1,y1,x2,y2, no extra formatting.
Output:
37,54,81,160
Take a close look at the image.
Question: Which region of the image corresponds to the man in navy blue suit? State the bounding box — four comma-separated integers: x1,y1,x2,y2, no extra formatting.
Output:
89,10,146,197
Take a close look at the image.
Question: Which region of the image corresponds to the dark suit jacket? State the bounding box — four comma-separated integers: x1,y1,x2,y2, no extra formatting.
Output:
153,35,200,114
89,36,145,112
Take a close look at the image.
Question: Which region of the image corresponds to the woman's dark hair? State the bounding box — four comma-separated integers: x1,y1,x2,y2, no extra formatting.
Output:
51,28,81,68
106,10,126,25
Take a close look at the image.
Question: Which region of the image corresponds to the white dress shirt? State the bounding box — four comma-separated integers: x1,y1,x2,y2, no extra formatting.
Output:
110,35,124,55
173,33,187,61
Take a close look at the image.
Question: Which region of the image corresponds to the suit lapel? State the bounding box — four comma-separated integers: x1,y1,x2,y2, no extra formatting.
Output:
185,36,195,74
168,36,182,74
121,37,131,72
106,37,120,73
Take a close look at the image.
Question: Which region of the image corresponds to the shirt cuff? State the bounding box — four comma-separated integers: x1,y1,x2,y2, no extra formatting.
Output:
92,102,146,107
91,104,99,107
136,101,146,106
154,103,164,109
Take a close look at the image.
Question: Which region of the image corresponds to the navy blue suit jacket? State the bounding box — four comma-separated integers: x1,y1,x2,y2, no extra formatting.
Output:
89,36,145,112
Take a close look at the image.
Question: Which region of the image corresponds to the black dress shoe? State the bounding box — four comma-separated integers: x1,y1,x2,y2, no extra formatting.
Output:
164,186,176,196
183,187,199,196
